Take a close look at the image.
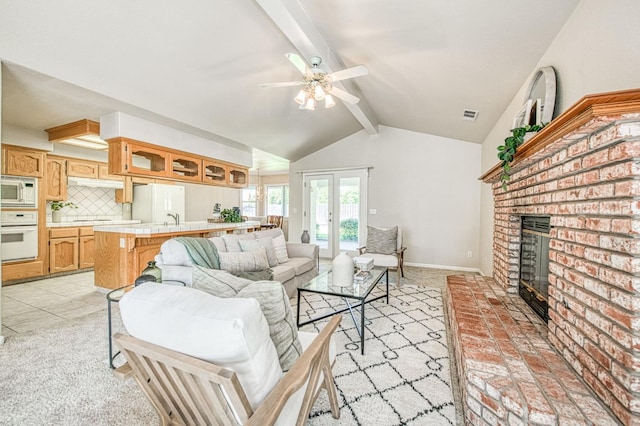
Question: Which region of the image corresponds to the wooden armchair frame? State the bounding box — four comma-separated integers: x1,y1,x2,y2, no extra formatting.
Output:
358,246,406,285
114,315,341,426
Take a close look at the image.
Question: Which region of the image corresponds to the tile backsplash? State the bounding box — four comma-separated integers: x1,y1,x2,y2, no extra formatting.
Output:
47,186,123,222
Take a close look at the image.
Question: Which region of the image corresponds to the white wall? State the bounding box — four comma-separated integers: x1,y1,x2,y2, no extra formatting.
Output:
290,125,481,270
182,183,241,222
479,0,640,276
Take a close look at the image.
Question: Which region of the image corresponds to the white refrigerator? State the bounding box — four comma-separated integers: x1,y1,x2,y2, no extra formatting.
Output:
132,184,185,224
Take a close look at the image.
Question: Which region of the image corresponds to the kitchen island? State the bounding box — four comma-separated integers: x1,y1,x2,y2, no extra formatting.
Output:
93,221,260,290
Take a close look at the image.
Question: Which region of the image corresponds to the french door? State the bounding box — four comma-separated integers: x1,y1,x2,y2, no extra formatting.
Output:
303,169,368,258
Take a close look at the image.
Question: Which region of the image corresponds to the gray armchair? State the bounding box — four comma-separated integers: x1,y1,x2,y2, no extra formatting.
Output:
358,226,406,285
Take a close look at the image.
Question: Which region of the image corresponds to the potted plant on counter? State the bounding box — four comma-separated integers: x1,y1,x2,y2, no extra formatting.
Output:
50,201,77,223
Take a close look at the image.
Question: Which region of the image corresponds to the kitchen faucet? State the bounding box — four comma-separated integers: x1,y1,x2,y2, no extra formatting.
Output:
167,212,180,226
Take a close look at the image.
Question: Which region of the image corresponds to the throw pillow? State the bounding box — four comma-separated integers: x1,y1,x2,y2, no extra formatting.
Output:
218,249,269,273
222,234,256,252
192,265,253,296
366,226,398,255
237,281,303,371
239,238,279,267
272,234,289,264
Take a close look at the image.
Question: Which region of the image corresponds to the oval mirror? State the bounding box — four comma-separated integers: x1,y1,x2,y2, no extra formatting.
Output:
523,66,557,124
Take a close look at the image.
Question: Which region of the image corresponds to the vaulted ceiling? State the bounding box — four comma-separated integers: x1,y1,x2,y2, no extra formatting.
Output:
0,0,580,168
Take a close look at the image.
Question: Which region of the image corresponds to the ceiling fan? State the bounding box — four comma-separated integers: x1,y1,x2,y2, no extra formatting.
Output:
259,53,368,110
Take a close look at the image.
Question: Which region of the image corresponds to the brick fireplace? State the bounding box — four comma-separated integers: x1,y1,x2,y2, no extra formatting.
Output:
480,89,640,424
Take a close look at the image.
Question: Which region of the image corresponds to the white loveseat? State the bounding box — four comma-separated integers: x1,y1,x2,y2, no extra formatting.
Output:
155,228,318,297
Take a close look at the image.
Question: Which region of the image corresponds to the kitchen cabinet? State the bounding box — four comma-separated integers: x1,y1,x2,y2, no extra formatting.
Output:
48,226,95,273
98,163,123,181
49,228,79,273
107,137,248,187
170,153,202,182
45,156,68,201
2,145,45,177
202,160,228,185
67,159,99,178
228,166,249,187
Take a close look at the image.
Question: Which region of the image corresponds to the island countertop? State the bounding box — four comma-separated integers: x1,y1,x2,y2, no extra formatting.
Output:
93,220,261,235
93,220,262,290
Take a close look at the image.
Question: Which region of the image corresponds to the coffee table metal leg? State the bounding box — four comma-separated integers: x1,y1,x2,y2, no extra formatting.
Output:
361,296,366,354
386,269,389,304
296,289,301,327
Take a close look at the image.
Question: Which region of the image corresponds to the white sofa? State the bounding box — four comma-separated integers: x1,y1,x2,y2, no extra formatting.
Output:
155,228,318,297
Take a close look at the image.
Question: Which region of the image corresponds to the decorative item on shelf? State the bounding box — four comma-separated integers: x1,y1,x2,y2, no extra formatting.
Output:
141,261,162,283
301,230,310,243
220,208,242,223
497,124,545,190
332,252,354,287
50,201,78,223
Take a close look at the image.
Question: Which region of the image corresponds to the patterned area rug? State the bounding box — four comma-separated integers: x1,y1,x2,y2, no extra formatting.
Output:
297,284,456,425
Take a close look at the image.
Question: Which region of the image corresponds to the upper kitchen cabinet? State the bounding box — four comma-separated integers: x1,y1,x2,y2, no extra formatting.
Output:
202,160,228,185
228,166,248,187
67,158,99,178
108,138,170,178
2,145,45,177
45,156,68,201
170,153,202,182
97,163,123,181
107,137,248,188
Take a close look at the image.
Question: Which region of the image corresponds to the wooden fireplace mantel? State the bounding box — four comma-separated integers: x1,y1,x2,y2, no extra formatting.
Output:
480,88,640,183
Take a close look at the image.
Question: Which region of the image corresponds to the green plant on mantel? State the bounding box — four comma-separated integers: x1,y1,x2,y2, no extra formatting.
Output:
497,123,546,190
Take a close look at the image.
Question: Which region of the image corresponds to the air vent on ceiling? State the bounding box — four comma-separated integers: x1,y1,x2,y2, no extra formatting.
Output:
462,109,479,122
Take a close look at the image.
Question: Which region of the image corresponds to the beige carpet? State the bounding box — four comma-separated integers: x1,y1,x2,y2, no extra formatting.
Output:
0,266,469,425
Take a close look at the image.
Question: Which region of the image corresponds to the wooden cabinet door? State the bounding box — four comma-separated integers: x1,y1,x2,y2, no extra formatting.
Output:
202,160,228,185
79,236,95,269
67,159,99,178
45,157,68,201
228,166,249,187
98,163,123,181
2,146,45,177
134,244,163,279
170,153,202,182
49,237,79,273
127,143,170,177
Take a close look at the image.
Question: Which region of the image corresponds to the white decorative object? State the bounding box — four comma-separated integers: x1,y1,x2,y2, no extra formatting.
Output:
353,256,374,272
332,252,353,287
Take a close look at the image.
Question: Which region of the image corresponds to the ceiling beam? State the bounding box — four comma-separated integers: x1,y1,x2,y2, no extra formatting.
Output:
255,0,379,134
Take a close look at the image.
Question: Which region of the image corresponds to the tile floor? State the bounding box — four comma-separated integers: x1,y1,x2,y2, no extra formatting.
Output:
1,271,103,338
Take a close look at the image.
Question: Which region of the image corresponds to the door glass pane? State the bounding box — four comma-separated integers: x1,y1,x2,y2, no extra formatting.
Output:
338,177,360,251
267,186,284,215
309,179,329,250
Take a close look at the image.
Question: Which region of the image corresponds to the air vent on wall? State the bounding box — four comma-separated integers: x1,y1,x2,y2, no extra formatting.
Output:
462,109,479,122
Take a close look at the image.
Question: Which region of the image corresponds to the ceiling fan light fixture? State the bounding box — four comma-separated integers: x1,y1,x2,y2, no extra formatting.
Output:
324,94,336,109
305,97,316,110
294,89,307,105
314,84,325,101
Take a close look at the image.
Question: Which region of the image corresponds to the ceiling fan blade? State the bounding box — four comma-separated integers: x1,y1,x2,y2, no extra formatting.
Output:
258,81,304,88
326,65,368,82
285,53,311,75
329,87,360,104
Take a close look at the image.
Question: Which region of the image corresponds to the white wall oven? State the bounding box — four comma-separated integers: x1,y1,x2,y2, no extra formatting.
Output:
1,175,38,208
1,211,38,262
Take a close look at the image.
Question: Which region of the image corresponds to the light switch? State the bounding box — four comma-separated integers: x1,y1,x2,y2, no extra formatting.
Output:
119,238,125,248
292,208,297,214
369,209,377,215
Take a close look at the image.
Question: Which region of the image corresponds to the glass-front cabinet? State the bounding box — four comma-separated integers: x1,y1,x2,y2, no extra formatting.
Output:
228,166,248,187
170,153,201,182
203,160,228,185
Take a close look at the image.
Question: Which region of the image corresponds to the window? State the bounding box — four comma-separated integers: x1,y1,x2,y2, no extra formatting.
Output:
266,185,289,217
241,186,257,216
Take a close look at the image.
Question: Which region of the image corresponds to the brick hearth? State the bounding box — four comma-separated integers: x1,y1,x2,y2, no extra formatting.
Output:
445,275,618,425
478,90,640,425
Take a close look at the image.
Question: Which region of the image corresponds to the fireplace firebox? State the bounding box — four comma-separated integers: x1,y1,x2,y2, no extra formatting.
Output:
519,216,550,322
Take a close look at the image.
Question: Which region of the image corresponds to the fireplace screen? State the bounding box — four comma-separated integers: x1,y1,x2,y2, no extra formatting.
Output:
519,216,550,322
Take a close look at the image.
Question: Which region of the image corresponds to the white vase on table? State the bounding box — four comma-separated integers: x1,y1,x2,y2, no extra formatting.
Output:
332,252,353,287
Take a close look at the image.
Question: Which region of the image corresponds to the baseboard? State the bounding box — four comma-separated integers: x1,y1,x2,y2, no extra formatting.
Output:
404,262,481,274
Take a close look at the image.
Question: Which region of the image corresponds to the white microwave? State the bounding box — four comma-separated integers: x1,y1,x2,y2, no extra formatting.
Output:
1,176,37,208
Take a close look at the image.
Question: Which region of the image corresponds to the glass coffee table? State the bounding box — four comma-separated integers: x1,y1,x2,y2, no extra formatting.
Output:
296,266,388,355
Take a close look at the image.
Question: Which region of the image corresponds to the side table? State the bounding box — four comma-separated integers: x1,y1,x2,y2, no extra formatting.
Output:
107,280,185,369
